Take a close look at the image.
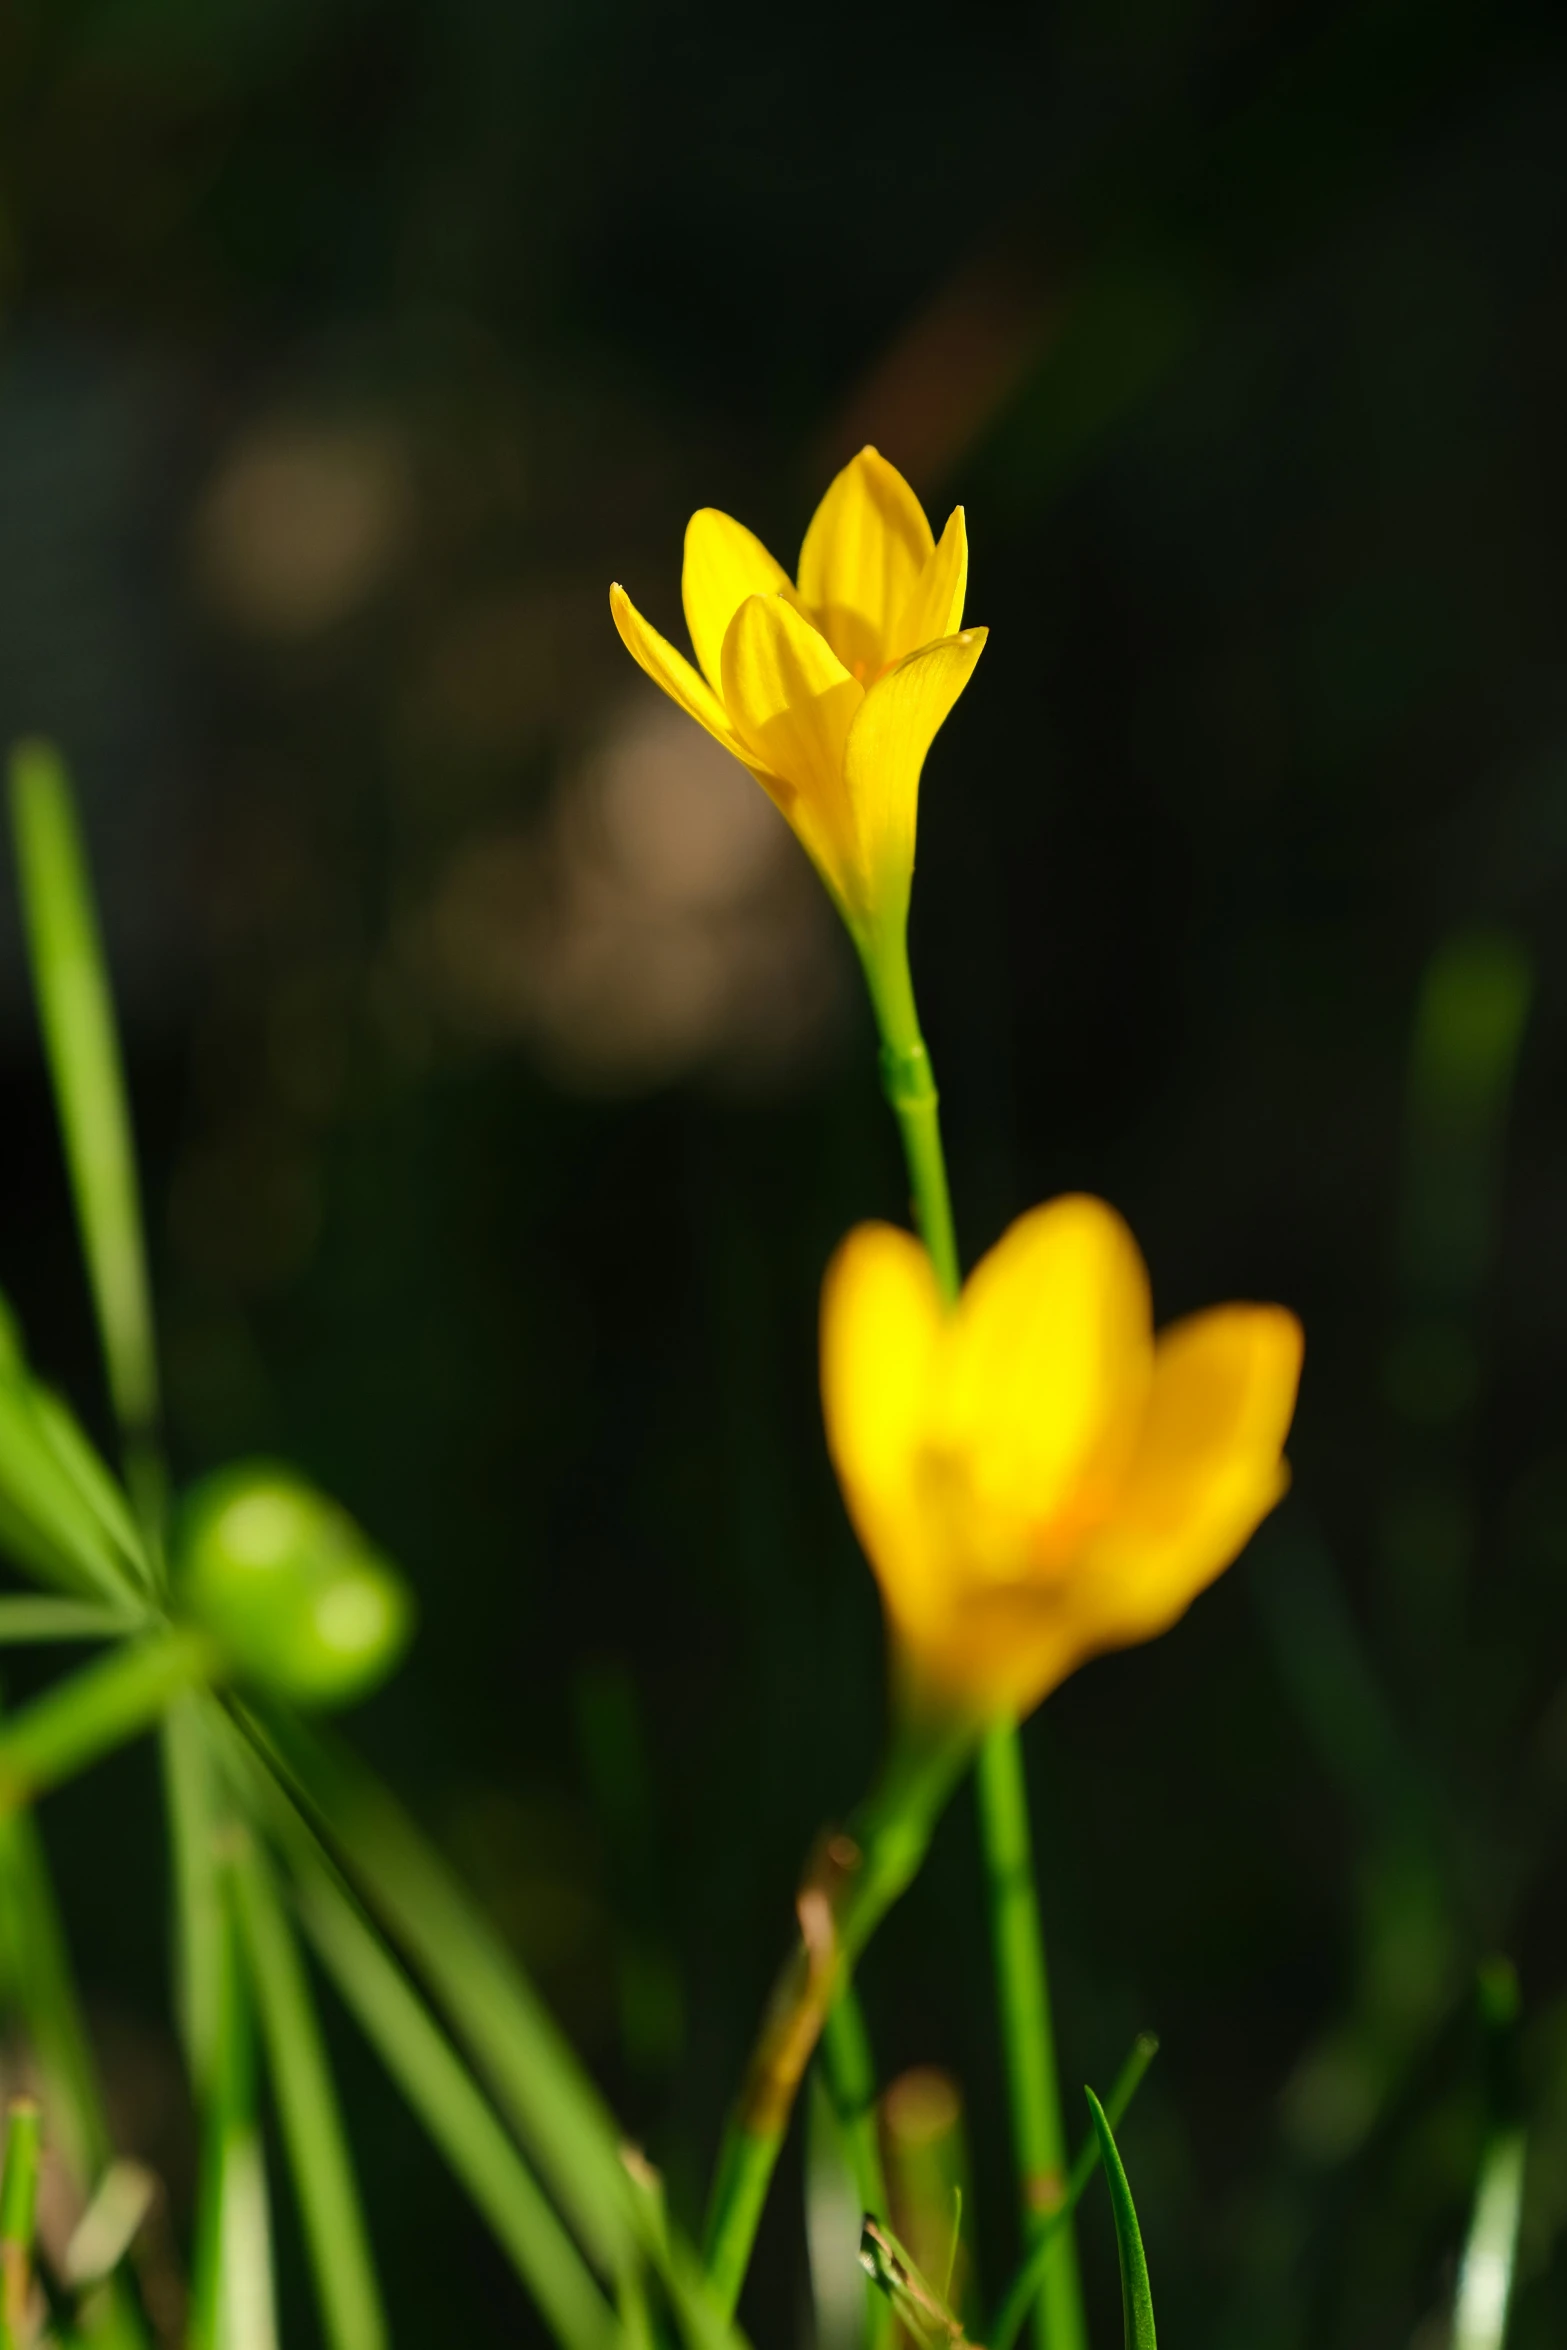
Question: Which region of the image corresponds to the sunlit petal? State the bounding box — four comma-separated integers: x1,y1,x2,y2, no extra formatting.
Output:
886,507,968,662
842,628,986,917
822,1222,943,1545
937,1196,1154,1534
610,583,750,760
1077,1304,1305,1646
682,509,794,695
721,592,865,905
797,448,935,680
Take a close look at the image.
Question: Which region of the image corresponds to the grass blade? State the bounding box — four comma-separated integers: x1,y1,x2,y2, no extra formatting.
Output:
161,1699,226,2093
1084,2089,1155,2350
220,1709,747,2350
0,1628,214,1819
0,1381,147,1607
189,1884,278,2350
0,1600,135,1644
229,1829,388,2350
241,1704,638,2275
989,2035,1158,2350
293,1838,617,2350
8,741,163,1561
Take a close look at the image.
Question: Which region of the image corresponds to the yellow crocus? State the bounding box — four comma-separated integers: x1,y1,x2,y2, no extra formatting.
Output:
821,1195,1303,1721
609,448,986,941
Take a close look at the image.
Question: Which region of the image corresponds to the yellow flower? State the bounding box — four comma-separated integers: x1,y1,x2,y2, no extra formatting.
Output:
609,448,986,939
821,1195,1303,1721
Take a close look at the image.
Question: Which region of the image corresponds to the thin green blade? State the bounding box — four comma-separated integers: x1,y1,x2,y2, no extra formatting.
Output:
293,1839,617,2350
189,1888,278,2350
1084,2088,1155,2350
229,1831,388,2350
220,1707,746,2350
988,2035,1158,2350
0,1379,146,1606
240,1704,639,2274
8,741,163,1558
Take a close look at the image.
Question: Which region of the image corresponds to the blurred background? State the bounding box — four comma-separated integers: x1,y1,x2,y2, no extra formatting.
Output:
3,0,1567,2341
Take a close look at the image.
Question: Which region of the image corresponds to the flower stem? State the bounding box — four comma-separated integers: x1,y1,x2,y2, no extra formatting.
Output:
819,1987,893,2350
859,922,1088,2350
702,1724,973,2318
859,926,960,1305
976,1724,1087,2350
0,2097,41,2350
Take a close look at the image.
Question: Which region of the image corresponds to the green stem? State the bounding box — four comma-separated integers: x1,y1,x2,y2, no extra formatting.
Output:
703,1722,973,2319
820,1987,893,2350
858,926,960,1304
860,923,1086,2350
976,1724,1084,2350
0,1626,216,1818
0,2097,40,2350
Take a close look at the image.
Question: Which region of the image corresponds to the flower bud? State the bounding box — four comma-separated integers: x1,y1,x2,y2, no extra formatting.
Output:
176,1464,412,1708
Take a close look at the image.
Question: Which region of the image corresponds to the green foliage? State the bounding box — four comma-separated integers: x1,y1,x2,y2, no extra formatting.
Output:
1085,2089,1156,2350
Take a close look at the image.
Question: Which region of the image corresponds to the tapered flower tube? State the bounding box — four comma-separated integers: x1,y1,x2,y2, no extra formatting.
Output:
822,1195,1303,1723
609,447,985,955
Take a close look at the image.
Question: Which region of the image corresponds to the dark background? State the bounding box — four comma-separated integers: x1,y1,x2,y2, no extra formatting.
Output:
4,0,1567,2342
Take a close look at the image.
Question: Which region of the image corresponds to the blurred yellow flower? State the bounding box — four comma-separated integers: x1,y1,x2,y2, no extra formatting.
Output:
609,448,986,939
821,1196,1303,1720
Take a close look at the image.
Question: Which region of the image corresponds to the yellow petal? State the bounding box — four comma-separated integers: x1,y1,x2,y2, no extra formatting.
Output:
610,583,750,760
1076,1303,1304,1648
885,507,968,663
820,1223,956,1695
797,448,935,681
842,629,987,920
821,1221,943,1549
935,1196,1153,1535
681,509,794,695
720,593,865,905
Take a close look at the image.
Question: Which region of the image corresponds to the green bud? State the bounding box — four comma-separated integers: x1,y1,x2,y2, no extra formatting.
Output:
176,1464,413,1708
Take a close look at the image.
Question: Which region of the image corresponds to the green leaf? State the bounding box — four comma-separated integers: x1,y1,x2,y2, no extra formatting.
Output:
188,1889,278,2350
0,1379,147,1606
222,1708,748,2350
292,1837,618,2350
0,1598,133,1644
8,742,160,1452
229,1830,388,2350
30,1389,152,1588
988,2036,1159,2350
0,1627,215,1818
1085,2089,1156,2350
241,1705,639,2275
161,1700,226,2093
